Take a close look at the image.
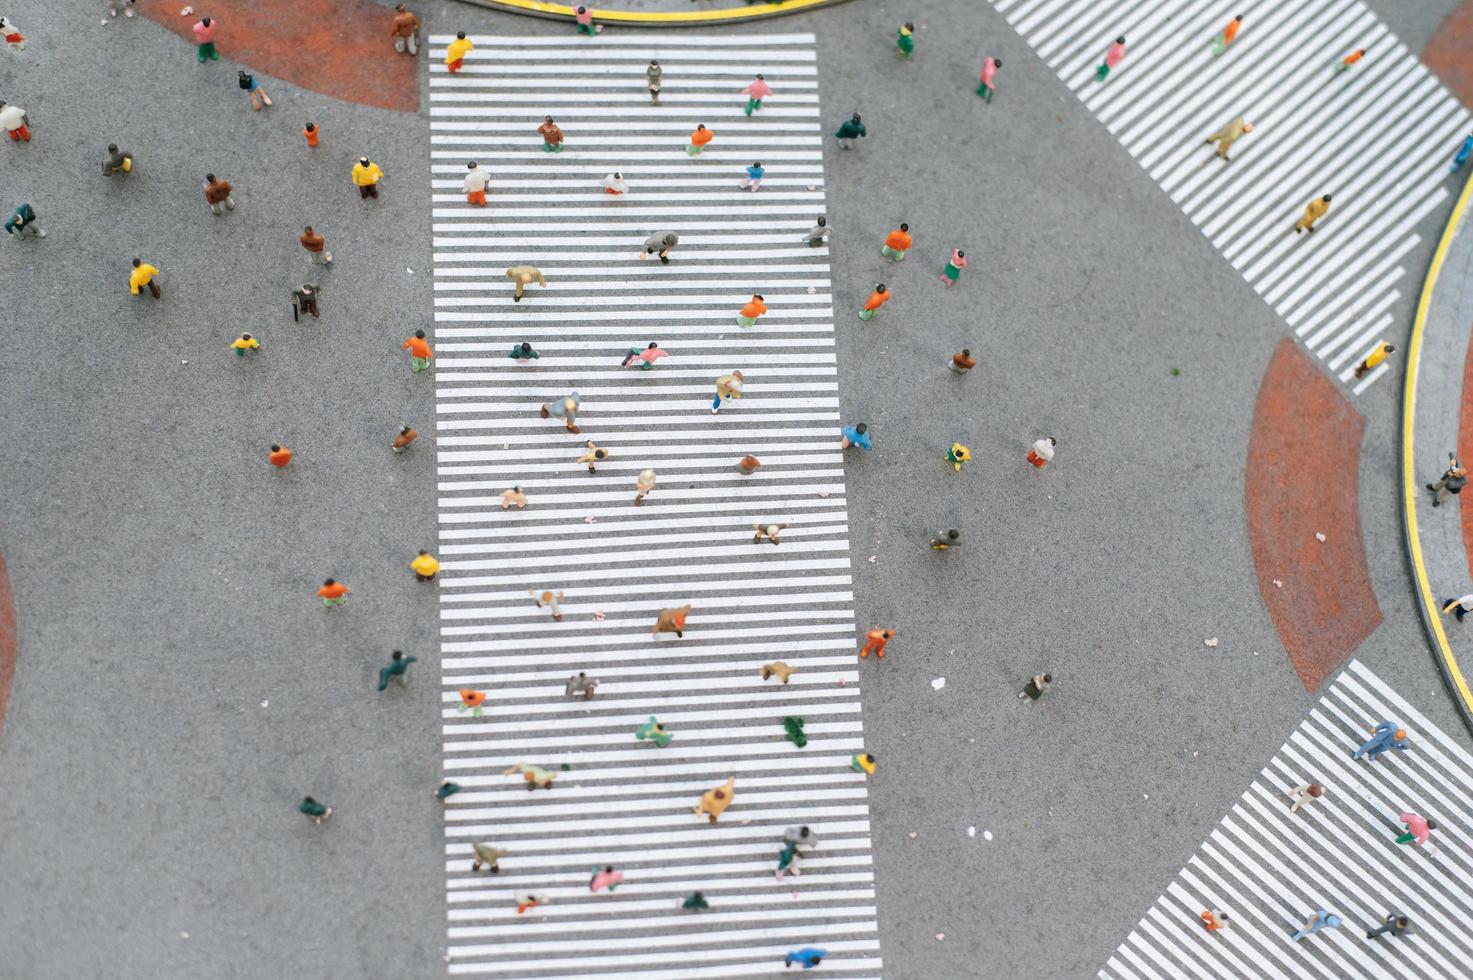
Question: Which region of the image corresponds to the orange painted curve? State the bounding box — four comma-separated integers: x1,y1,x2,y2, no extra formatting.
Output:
1247,339,1381,692
0,545,15,741
1425,0,1473,111
140,0,418,113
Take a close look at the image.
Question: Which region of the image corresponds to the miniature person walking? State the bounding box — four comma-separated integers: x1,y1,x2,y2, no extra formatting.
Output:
841,423,871,451
602,171,629,196
471,843,507,872
391,4,420,56
589,866,622,891
1019,672,1052,700
239,71,273,111
506,264,547,302
712,371,744,413
1294,194,1331,234
896,22,915,59
1353,720,1409,762
505,762,558,790
948,442,971,471
977,57,1001,102
501,486,528,509
463,161,490,206
0,101,29,143
737,295,767,328
318,578,349,607
1334,48,1366,74
1211,14,1243,55
805,216,830,248
353,157,385,199
1200,910,1229,932
574,6,599,36
743,74,772,116
203,174,236,215
646,60,662,104
939,248,966,285
634,469,657,506
303,121,319,148
785,949,827,970
5,204,44,240
411,550,439,582
858,284,890,321
531,589,566,620
687,124,712,156
566,672,598,699
541,392,581,433
1427,452,1467,506
457,688,486,718
1096,36,1126,82
859,627,894,658
1395,812,1437,846
292,284,321,320
1028,436,1057,469
299,796,332,824
509,341,538,360
403,330,433,373
681,892,709,911
653,604,692,638
576,440,609,473
1205,116,1253,161
694,776,736,825
739,161,765,192
102,144,133,177
623,342,670,369
130,258,161,299
377,650,417,690
445,31,472,73
538,116,564,153
1443,594,1473,621
1367,913,1410,940
929,529,960,550
1453,133,1473,172
835,113,866,149
739,454,762,475
762,661,795,683
1288,782,1323,813
1291,910,1341,942
1353,342,1394,379
636,716,672,747
882,223,912,261
753,521,790,545
951,349,977,373
1,16,25,53
269,444,293,468
300,226,332,266
230,333,259,357
641,231,678,264
193,16,218,63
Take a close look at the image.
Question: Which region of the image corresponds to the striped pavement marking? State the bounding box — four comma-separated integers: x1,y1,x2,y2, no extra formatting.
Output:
426,32,883,978
990,0,1473,394
1099,659,1473,979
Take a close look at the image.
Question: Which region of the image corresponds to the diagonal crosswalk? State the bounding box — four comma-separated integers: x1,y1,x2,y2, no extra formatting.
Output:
1100,659,1473,979
426,31,882,978
991,0,1473,394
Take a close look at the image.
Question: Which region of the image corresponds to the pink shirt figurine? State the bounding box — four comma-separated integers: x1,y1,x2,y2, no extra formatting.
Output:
590,866,624,892
1398,812,1435,845
1104,39,1126,69
575,6,593,27
623,343,669,369
744,77,773,100
193,19,215,43
980,57,998,86
939,249,967,286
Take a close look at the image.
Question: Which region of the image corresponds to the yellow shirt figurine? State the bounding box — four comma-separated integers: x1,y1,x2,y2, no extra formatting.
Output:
445,31,473,72
947,442,971,472
411,550,440,582
230,333,260,356
352,158,384,186
129,260,159,295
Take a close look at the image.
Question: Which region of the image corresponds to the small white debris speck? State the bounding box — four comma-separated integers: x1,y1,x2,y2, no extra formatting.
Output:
935,933,945,941
983,830,993,841
908,831,918,839
1192,751,1199,757
1143,794,1149,800
1204,637,1218,648
584,516,596,524
1273,579,1284,588
807,286,817,295
180,932,189,939
967,826,976,837
1315,532,1326,542
867,555,877,563
931,677,946,691
181,360,188,365
261,700,269,708
593,611,606,621
180,6,194,14
407,268,414,275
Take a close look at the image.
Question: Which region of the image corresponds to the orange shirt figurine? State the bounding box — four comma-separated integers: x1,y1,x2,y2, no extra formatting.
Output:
457,688,487,718
317,578,350,608
1211,15,1242,55
403,330,433,373
687,123,713,157
653,604,692,638
268,444,293,468
1334,48,1365,75
736,293,766,328
858,284,890,321
881,223,912,261
859,627,895,658
303,121,319,148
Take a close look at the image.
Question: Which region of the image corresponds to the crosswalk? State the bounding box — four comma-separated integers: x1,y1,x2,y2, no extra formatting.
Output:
1100,659,1473,979
991,0,1473,394
425,32,882,977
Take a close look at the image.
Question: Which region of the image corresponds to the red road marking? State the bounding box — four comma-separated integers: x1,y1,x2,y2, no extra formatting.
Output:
1424,0,1473,111
140,0,418,113
1246,340,1381,692
0,546,15,740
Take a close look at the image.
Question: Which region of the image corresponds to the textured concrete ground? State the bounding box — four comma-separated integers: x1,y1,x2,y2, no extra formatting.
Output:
0,0,1468,977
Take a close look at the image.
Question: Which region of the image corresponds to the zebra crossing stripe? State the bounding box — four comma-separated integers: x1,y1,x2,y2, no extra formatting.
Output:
1099,659,1473,979
991,0,1473,392
426,32,882,977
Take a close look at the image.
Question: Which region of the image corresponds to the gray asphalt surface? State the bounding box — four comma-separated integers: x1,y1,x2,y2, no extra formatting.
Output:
0,0,1468,978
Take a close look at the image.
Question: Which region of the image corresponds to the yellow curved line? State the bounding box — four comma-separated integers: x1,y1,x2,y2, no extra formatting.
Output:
1403,166,1473,721
455,0,843,25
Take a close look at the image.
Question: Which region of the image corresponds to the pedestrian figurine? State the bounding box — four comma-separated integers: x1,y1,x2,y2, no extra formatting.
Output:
589,866,622,892
1395,812,1437,846
130,258,161,299
292,284,321,320
516,893,546,913
411,550,439,582
377,650,417,690
623,342,670,370
1353,720,1410,762
784,825,819,850
574,6,599,36
463,161,490,206
947,442,971,471
753,521,790,545
541,392,581,433
403,330,433,372
739,455,762,475
471,842,507,872
951,349,977,373
1019,672,1052,700
694,776,736,825
776,840,803,880
805,216,830,248
531,589,566,621
509,341,539,360
977,57,1001,102
1211,15,1243,55
646,60,662,104
1287,782,1323,813
1294,195,1331,234
445,31,472,73
269,444,293,468
762,661,795,683
939,249,966,285
1428,452,1467,506
1200,910,1229,932
841,423,872,451
785,949,826,970
391,4,420,56
1096,36,1126,82
4,204,44,240
634,469,657,505
929,529,960,550
1028,436,1057,469
501,486,528,509
602,172,629,196
435,780,461,801
230,333,259,357
506,264,547,302
687,124,712,156
1335,48,1366,74
712,371,744,413
743,74,771,116
858,284,890,321
102,143,133,177
783,716,808,747
1453,133,1473,172
504,762,558,790
1205,116,1254,161
352,157,385,199
576,440,608,473
1444,593,1473,621
538,116,564,153
193,16,218,63
882,223,912,261
392,425,419,453
1353,342,1394,379
859,627,894,658
681,892,709,911
0,101,29,143
565,672,598,699
896,22,915,59
635,716,672,747
298,796,332,824
739,161,765,192
640,232,678,264
1,16,24,52
303,121,319,148
835,113,866,149
737,295,767,328
852,751,876,776
1367,913,1410,940
300,226,332,266
238,71,273,111
457,688,486,718
1291,910,1341,942
318,578,349,607
653,604,692,638
203,174,236,215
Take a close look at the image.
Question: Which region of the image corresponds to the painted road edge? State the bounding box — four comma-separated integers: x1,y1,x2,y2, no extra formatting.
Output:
448,0,857,26
0,545,15,741
1403,167,1473,736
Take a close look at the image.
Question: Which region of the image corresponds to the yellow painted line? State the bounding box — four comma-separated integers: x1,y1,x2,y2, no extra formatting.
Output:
453,0,849,26
1402,165,1473,726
